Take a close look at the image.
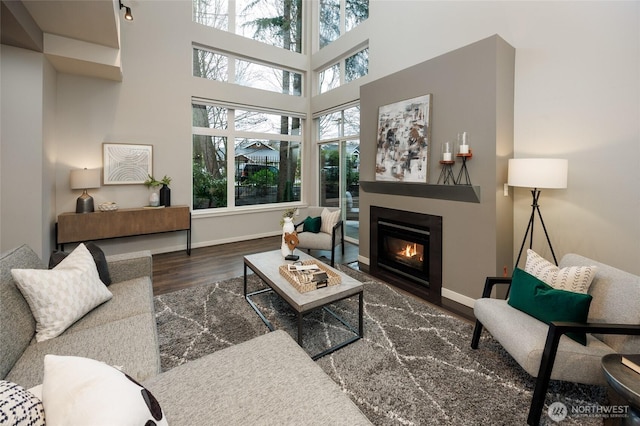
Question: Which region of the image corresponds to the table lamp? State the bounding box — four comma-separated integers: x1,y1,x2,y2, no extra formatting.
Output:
70,168,101,213
508,158,568,268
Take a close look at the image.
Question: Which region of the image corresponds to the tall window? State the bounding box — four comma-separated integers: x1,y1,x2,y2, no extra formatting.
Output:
193,0,303,53
193,102,302,210
317,105,360,242
319,0,368,48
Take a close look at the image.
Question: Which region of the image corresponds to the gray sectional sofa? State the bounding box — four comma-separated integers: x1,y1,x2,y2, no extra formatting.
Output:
1,244,371,425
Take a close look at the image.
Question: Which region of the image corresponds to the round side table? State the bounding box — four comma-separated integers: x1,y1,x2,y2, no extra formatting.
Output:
601,354,640,425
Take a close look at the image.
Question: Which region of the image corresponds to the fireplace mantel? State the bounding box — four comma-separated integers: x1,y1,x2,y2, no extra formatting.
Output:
360,181,481,203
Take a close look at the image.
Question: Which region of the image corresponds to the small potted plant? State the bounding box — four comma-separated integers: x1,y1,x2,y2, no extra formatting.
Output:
144,174,172,207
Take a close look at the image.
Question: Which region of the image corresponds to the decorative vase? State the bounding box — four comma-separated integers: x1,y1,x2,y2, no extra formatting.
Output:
281,216,295,257
160,184,171,207
149,191,160,207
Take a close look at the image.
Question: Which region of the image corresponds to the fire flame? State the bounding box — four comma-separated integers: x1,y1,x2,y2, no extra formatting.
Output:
400,243,423,261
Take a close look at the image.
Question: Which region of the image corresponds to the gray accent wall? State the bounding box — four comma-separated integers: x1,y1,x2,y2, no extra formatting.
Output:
359,35,515,305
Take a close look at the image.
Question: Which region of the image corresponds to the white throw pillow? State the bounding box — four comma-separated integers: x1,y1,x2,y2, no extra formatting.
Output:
42,355,168,426
0,380,45,426
320,208,341,234
525,249,597,294
11,243,112,342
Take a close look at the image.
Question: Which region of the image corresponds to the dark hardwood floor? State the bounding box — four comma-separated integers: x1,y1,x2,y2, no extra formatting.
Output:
152,236,474,322
152,235,360,295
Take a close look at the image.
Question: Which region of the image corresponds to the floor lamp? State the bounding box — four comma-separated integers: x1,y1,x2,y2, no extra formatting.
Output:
508,158,568,268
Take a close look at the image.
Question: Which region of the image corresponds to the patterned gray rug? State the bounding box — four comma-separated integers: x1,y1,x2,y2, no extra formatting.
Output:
154,265,608,425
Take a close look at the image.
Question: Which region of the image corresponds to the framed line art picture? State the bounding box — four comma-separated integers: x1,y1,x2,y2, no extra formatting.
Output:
375,94,432,183
103,143,153,185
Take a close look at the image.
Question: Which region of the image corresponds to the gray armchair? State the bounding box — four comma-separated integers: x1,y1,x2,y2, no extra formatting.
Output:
294,207,344,267
471,254,640,425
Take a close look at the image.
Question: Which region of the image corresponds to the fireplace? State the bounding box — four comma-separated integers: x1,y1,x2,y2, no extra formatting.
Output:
370,206,442,305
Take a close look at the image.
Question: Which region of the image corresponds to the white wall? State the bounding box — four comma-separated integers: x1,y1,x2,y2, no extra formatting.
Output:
0,45,54,258
366,1,640,273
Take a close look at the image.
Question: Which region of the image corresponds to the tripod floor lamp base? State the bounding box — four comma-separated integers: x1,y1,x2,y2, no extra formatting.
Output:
508,157,568,270
514,188,558,269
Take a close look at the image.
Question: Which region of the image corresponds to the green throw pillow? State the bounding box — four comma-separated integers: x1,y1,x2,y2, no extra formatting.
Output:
302,216,322,233
508,268,593,345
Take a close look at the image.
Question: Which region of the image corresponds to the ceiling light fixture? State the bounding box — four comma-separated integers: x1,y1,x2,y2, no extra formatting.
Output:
119,1,133,21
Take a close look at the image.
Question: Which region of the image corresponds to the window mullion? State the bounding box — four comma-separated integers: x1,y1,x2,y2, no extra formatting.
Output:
340,0,346,37
229,0,236,33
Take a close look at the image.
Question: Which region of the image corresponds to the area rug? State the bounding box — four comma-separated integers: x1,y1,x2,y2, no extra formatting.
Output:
154,265,608,425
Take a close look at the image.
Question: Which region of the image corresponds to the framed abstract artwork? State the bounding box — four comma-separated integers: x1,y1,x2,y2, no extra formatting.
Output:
103,143,153,185
375,94,432,182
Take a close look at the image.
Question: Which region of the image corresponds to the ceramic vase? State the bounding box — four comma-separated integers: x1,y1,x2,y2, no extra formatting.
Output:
281,216,295,257
160,184,171,207
149,191,160,207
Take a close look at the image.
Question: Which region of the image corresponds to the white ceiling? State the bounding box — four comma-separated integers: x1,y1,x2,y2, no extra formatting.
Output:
2,0,120,50
1,0,123,80
23,0,120,48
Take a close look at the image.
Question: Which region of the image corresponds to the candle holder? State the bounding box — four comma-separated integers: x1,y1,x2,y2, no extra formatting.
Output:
438,141,456,184
458,132,470,155
442,141,452,162
456,148,473,185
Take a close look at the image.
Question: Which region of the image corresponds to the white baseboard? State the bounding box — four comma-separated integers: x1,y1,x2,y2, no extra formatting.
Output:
441,288,475,309
356,255,475,309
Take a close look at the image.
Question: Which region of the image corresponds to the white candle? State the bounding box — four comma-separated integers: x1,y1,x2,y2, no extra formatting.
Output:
459,145,469,154
443,152,452,161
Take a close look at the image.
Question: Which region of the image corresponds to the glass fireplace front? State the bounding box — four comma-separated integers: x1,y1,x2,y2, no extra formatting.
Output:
377,220,430,286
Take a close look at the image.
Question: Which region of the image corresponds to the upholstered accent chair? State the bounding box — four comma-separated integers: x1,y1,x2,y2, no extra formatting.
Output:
294,207,344,267
471,253,640,425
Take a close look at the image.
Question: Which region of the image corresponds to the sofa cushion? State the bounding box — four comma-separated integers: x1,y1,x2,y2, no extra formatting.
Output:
508,268,592,344
525,249,597,293
49,242,112,285
0,245,43,380
11,244,113,342
63,276,154,335
41,355,167,426
0,380,45,426
143,330,371,426
6,313,160,389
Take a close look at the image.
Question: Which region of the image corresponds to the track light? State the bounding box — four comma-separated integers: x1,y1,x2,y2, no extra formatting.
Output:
119,1,133,21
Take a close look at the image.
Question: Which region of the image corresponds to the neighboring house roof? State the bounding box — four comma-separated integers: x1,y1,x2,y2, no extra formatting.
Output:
235,140,280,163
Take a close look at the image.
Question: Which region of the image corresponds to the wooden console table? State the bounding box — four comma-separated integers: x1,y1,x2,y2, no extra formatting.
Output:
56,206,191,255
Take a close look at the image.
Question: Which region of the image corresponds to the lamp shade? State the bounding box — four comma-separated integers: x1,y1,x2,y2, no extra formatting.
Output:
70,168,101,190
507,158,568,189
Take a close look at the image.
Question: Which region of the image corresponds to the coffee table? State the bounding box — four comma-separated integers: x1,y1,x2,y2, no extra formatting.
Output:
244,250,364,360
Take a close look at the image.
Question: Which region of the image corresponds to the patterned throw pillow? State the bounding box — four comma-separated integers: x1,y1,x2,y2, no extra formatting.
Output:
42,355,167,426
11,243,113,342
320,208,341,234
525,249,597,294
0,381,45,426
